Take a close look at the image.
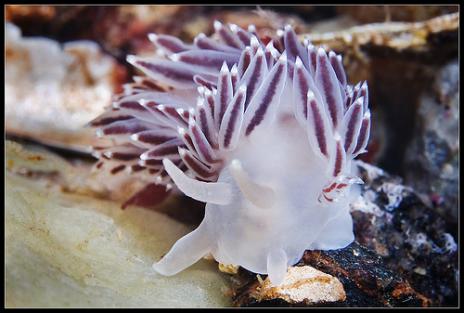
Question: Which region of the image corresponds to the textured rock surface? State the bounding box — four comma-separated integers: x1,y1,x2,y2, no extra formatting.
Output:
251,266,346,304
403,59,459,223
5,143,232,308
233,242,429,307
352,161,458,306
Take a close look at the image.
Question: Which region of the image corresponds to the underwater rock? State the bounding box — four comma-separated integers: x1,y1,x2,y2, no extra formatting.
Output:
233,242,429,307
351,161,457,306
5,142,232,308
403,59,458,224
337,5,458,23
5,23,126,153
251,266,346,305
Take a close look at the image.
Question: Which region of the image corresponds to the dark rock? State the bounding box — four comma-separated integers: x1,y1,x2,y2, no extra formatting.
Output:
300,243,431,307
352,161,458,306
233,242,430,307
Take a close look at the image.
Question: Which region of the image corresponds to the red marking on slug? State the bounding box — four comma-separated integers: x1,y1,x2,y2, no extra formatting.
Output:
323,182,337,193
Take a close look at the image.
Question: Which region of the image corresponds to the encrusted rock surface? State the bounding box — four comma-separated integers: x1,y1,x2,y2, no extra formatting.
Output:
352,161,458,306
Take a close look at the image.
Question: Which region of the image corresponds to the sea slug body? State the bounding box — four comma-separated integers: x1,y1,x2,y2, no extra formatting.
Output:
89,22,371,285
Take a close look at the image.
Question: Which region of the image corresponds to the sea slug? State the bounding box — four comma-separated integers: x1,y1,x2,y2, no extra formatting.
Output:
89,22,371,285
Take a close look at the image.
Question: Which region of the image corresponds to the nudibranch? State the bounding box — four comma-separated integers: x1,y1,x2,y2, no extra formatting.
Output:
89,22,371,285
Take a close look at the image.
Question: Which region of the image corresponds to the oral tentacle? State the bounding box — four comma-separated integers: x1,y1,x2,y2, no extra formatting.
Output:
229,159,275,209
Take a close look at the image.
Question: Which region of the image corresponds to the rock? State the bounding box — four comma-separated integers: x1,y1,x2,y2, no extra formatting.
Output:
5,140,203,224
5,6,204,60
301,12,458,59
337,5,458,23
233,243,429,307
300,243,431,307
5,23,126,153
218,263,240,275
5,142,232,307
403,59,458,223
351,161,458,306
251,266,346,305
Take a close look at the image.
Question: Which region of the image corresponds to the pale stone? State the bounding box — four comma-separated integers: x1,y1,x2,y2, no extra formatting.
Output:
5,142,232,308
218,263,239,275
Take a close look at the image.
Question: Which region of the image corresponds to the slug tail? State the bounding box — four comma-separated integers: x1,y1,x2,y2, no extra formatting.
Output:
266,248,288,286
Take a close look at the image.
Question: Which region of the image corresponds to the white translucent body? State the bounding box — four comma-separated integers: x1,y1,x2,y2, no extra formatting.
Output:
89,22,372,286
154,113,356,285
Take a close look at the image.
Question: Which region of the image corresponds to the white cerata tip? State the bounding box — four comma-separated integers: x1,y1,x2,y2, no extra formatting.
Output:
197,86,205,95
196,97,205,108
229,23,239,33
148,33,158,43
126,55,137,65
238,85,247,94
317,47,326,57
188,117,196,127
220,62,229,73
178,147,187,157
177,127,186,136
278,52,287,63
130,133,139,141
194,33,206,44
250,35,260,48
307,90,315,100
247,24,257,33
169,53,180,62
230,64,238,75
213,20,222,31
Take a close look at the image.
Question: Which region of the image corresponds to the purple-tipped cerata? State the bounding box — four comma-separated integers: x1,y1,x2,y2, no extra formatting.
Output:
89,21,371,285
